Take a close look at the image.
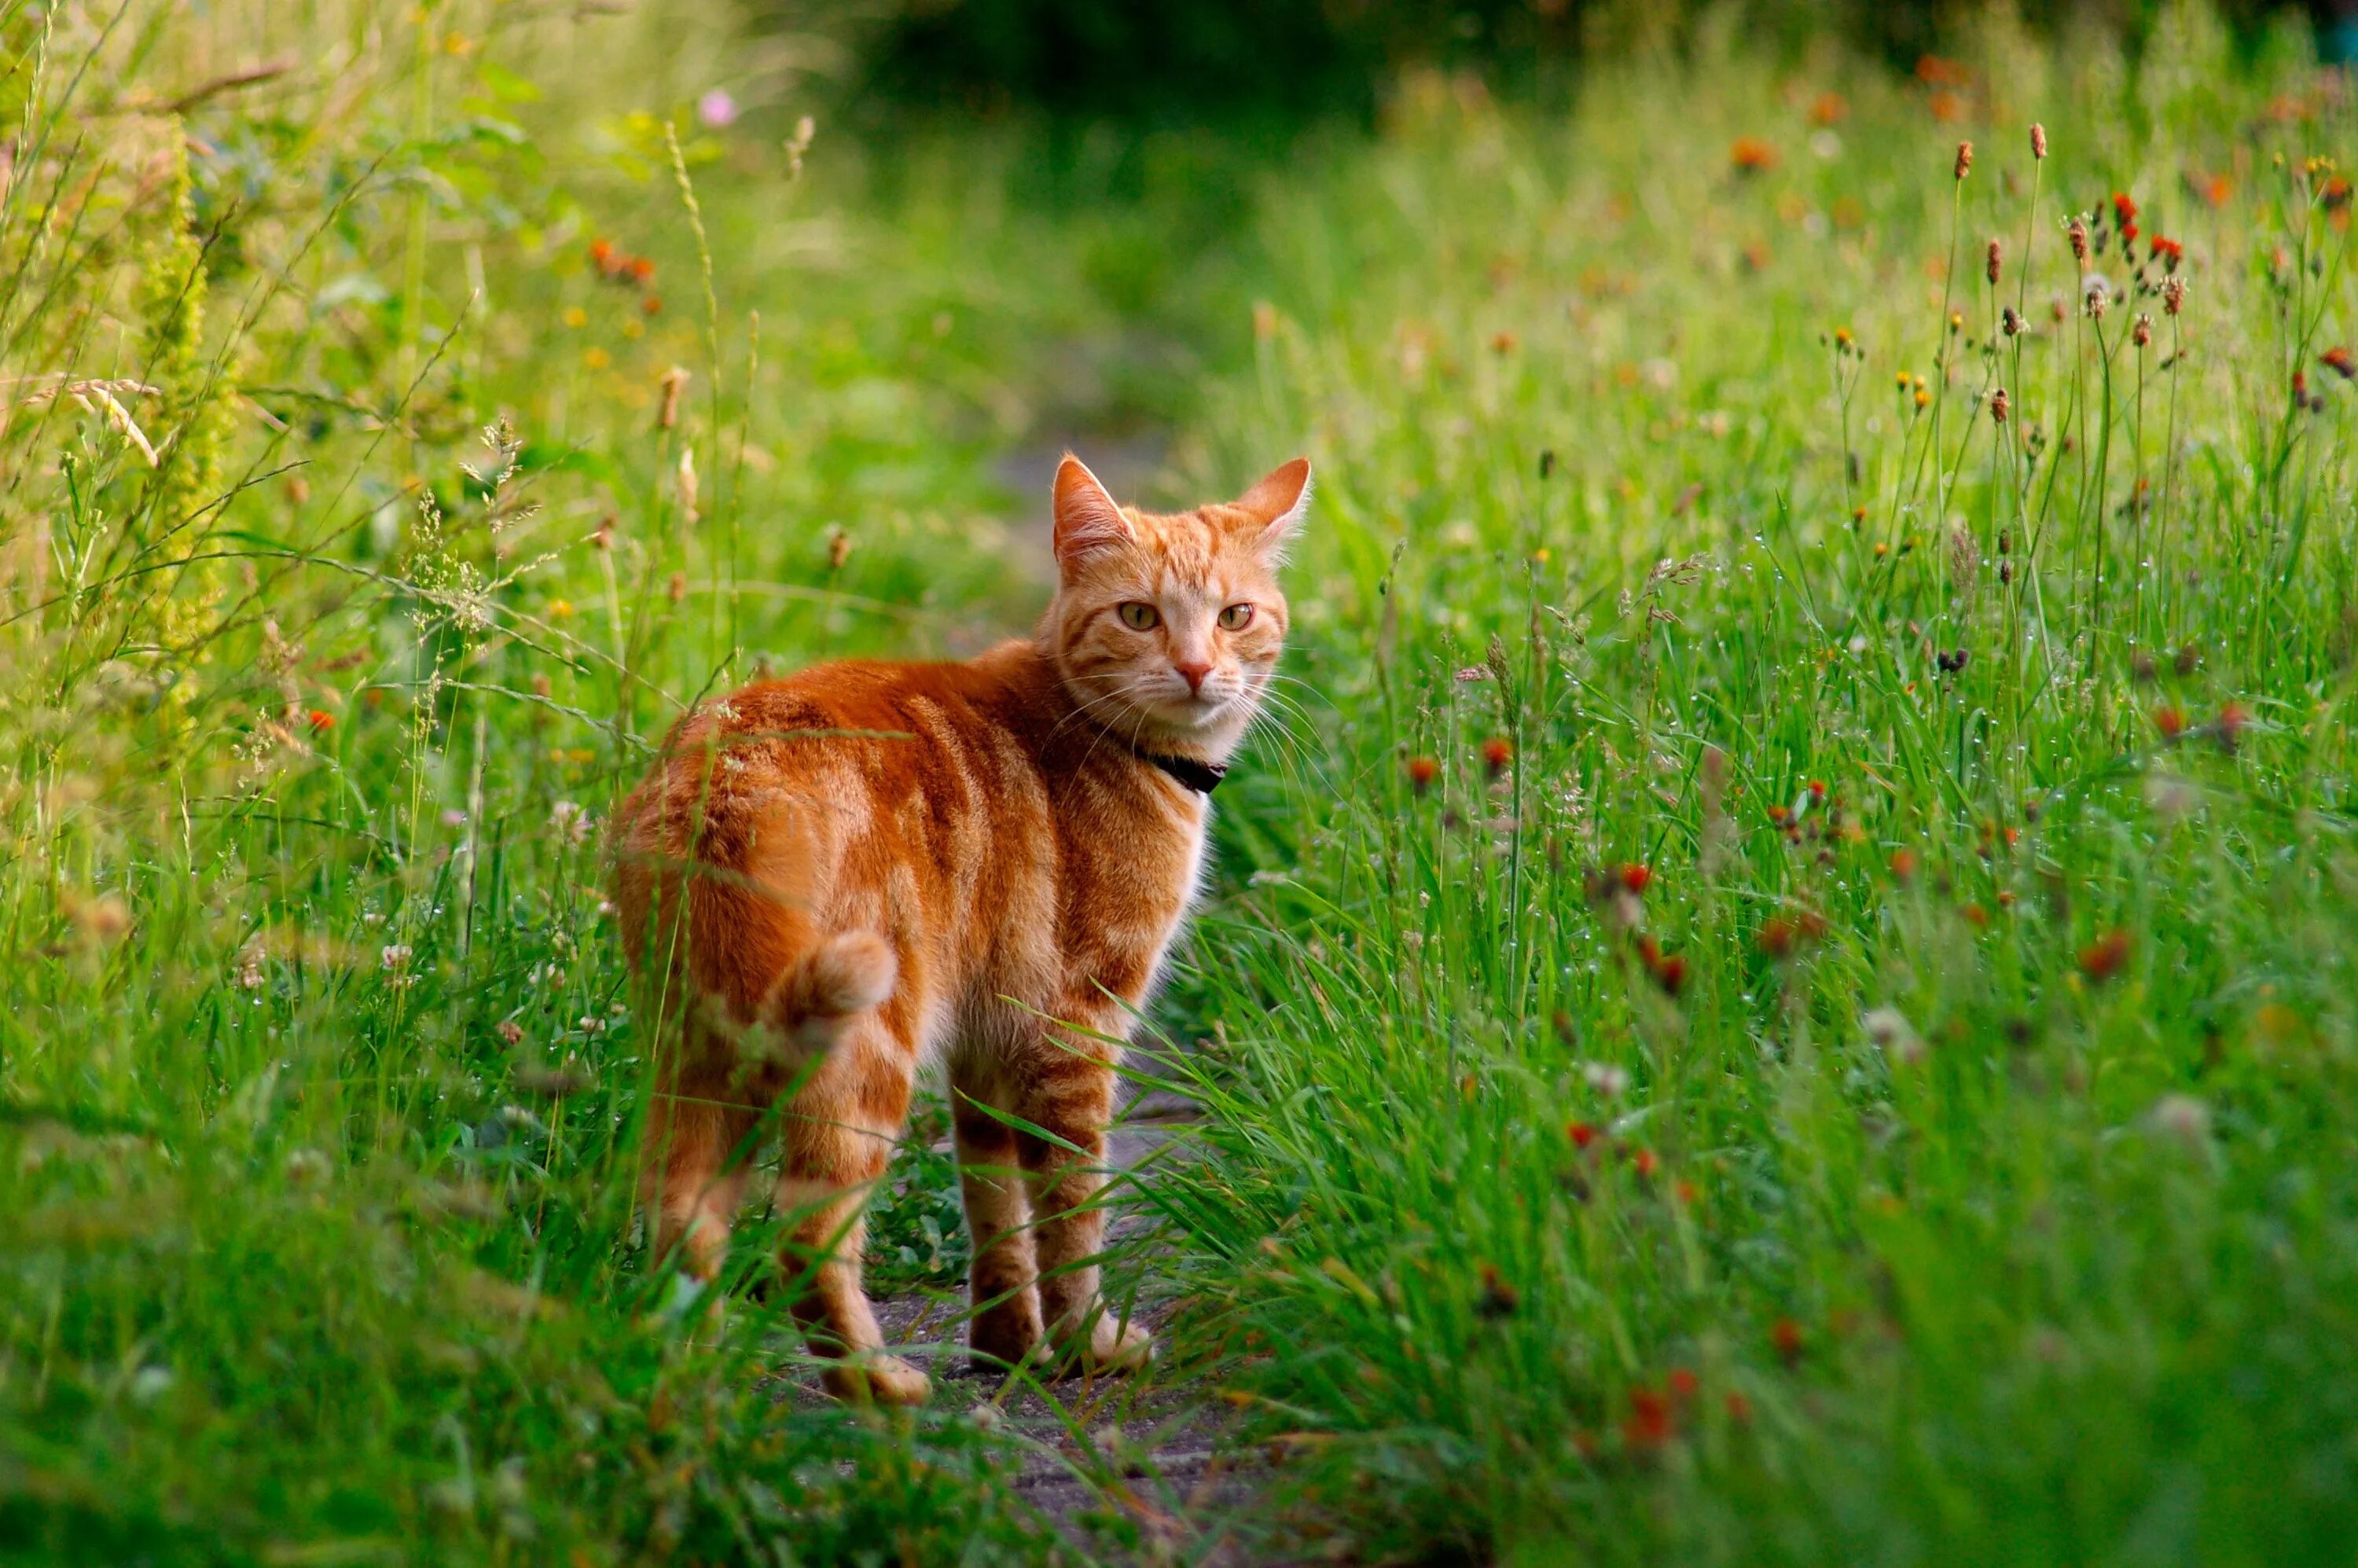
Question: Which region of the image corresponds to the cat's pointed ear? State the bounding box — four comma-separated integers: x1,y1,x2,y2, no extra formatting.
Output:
1231,457,1313,559
1052,454,1133,575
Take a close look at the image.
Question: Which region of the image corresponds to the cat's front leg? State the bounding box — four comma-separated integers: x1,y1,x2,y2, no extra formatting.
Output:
1013,1020,1151,1375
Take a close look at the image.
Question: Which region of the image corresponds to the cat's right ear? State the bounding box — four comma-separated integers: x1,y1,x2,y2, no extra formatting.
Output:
1052,454,1133,576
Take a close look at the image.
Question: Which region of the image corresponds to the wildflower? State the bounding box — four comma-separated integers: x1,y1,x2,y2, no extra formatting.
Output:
2162,275,2187,316
497,1019,525,1045
2067,216,2089,266
1619,862,1652,896
1953,141,1973,180
2323,346,2357,380
306,708,334,731
2133,314,2153,348
1475,1264,1520,1319
549,800,593,845
1634,935,1686,996
1668,1368,1701,1402
1730,137,1779,174
1584,1062,1632,1099
1962,903,1989,928
1771,1317,1805,1365
1990,387,2009,424
1631,1147,1659,1181
626,255,655,284
828,529,854,571
696,87,738,129
1726,1390,1755,1423
2214,701,2253,751
2112,192,2139,230
2002,304,2023,336
2148,1093,2212,1153
1890,848,1919,882
1809,91,1847,126
1568,1120,1601,1151
1407,755,1439,795
2077,927,2132,982
641,295,662,315
2150,235,2184,271
1863,1004,1927,1065
2030,122,2048,160
1985,237,2002,285
657,365,689,430
1914,385,1931,411
588,237,614,270
1482,736,1514,776
2083,274,2110,320
1624,1386,1674,1451
380,943,413,969
1490,330,1519,354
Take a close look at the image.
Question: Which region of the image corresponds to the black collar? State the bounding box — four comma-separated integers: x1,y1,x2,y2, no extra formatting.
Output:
1136,749,1227,794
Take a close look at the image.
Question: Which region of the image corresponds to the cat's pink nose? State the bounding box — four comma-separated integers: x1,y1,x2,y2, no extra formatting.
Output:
1174,660,1212,693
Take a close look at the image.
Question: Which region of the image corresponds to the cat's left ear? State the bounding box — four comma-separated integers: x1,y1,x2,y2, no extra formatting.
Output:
1230,457,1313,560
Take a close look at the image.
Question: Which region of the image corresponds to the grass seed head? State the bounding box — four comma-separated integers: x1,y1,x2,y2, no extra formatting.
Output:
2030,122,2048,160
1954,141,1973,180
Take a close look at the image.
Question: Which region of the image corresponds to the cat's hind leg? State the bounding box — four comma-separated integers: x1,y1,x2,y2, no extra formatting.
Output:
776,1009,927,1405
948,1074,1043,1372
638,1078,755,1285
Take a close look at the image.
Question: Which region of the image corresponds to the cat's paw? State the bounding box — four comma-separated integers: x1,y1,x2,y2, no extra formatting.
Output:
1049,1311,1154,1377
968,1313,1044,1374
823,1353,931,1406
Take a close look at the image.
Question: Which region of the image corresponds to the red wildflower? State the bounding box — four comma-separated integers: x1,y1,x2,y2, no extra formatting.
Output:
2322,346,2356,380
2078,927,2132,982
588,237,614,268
1624,1386,1674,1451
305,708,334,732
1729,137,1779,174
2152,705,2187,740
1481,736,1513,776
1631,1147,1659,1181
1668,1367,1701,1402
2150,235,2184,271
626,255,656,283
2215,701,2252,750
2112,192,2139,229
2325,176,2353,211
1407,755,1439,795
1771,1317,1805,1365
1674,1179,1698,1205
1809,91,1847,127
1651,953,1688,997
1914,54,1969,86
1962,903,1989,928
1619,862,1652,896
1725,1390,1755,1423
641,295,662,315
2121,220,2139,247
1568,1120,1601,1151
1890,848,1919,883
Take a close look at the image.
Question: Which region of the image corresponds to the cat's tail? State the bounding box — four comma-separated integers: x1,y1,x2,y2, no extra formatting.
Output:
762,931,898,1056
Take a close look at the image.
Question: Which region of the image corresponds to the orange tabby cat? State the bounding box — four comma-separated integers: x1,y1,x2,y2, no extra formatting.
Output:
612,454,1309,1403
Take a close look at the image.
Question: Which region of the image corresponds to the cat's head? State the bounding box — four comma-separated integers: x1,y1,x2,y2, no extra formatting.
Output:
1041,454,1310,755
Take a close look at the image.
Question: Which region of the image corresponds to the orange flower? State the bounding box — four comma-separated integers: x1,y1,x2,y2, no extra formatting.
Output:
2077,927,2132,982
2112,192,2139,228
2152,705,2187,740
2322,346,2356,380
1568,1120,1601,1151
1481,736,1514,775
305,708,334,732
1618,862,1652,896
1729,137,1779,174
1624,1386,1674,1451
1668,1367,1701,1401
1771,1316,1805,1364
1407,755,1439,794
2150,235,2184,271
1890,848,1919,882
1725,1390,1754,1423
1809,91,1847,127
1631,1147,1659,1181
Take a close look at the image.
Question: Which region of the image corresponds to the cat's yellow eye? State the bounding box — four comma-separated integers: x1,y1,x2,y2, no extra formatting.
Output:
1118,601,1161,631
1218,603,1255,631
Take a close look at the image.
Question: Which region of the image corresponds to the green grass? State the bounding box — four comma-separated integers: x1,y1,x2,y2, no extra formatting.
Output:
7,0,2358,1562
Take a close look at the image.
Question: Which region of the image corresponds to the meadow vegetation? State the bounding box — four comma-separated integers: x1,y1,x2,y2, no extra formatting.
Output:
4,0,2356,1563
